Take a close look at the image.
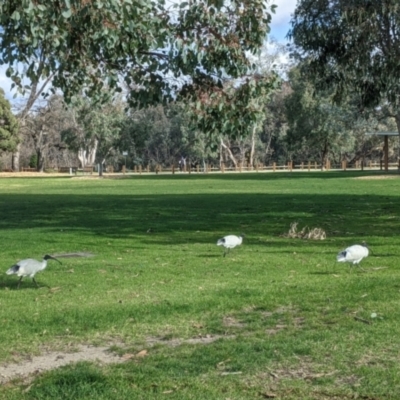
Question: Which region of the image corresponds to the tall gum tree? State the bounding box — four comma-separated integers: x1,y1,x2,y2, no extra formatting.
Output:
289,0,400,158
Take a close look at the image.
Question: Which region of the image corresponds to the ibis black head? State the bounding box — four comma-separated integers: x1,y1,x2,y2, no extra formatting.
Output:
240,233,246,239
43,255,62,264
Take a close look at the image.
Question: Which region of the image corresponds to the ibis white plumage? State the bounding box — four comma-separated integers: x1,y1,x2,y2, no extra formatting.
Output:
217,234,244,256
337,242,369,269
6,255,62,289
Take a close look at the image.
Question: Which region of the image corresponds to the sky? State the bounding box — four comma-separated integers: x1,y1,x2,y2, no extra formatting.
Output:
0,0,296,103
270,0,297,42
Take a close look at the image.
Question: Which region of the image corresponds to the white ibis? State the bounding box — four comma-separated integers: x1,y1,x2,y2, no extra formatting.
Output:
6,255,62,289
217,234,244,256
337,242,369,270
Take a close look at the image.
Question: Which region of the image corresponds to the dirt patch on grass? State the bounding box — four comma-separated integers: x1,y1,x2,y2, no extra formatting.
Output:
0,344,124,384
223,316,246,328
0,172,129,179
0,334,234,384
0,172,62,178
353,175,400,180
146,334,234,348
71,175,130,180
263,358,338,382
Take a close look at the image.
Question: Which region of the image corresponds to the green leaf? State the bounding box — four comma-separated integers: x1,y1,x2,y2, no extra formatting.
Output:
11,11,20,21
62,8,72,19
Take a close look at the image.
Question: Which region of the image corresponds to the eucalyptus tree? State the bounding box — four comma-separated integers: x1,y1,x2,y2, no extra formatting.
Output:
284,67,352,167
262,81,292,164
0,0,279,148
21,95,69,171
62,96,125,175
289,0,400,154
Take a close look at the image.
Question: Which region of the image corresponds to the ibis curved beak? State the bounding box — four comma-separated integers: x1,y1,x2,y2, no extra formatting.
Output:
50,256,62,264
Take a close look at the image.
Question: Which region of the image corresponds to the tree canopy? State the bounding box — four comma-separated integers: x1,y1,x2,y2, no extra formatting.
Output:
0,0,278,137
289,0,400,128
0,89,18,152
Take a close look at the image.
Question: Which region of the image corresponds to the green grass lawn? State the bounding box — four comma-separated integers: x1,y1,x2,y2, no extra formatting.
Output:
1,171,400,399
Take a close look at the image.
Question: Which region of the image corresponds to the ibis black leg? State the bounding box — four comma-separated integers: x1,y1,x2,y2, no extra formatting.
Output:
32,277,39,288
17,276,23,289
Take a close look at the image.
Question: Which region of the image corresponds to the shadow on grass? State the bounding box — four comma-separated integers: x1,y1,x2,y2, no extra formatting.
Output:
0,191,399,243
124,169,400,181
0,277,51,290
0,170,400,246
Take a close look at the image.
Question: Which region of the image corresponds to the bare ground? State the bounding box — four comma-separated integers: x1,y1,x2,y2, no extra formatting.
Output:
0,344,123,384
353,175,400,180
0,334,233,384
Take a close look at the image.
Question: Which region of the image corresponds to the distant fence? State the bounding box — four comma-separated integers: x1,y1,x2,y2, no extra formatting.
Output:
3,160,397,175
113,160,400,174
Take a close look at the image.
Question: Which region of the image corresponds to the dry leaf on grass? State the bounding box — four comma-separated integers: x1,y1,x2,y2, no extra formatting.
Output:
282,222,326,240
121,353,135,360
136,350,148,358
260,393,277,399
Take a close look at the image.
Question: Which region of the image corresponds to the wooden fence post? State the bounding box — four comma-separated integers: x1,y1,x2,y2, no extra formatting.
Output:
172,164,175,174
122,165,126,174
239,162,242,172
139,165,142,175
221,162,225,173
197,164,200,173
342,160,347,171
273,162,276,172
308,161,310,171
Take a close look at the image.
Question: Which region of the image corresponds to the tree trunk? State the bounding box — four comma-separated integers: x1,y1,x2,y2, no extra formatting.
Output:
12,144,21,171
395,112,400,172
77,149,87,168
321,140,328,171
37,149,45,172
220,139,238,168
249,125,257,170
77,139,99,168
